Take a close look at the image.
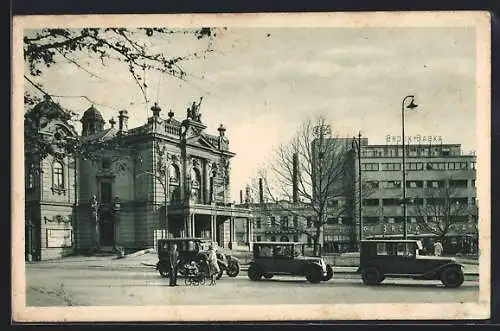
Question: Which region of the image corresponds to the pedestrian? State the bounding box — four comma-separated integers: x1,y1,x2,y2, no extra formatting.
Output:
434,241,443,257
207,243,220,286
168,243,179,286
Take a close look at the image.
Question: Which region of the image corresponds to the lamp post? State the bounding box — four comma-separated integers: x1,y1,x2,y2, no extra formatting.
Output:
401,95,418,240
90,195,99,251
352,132,362,251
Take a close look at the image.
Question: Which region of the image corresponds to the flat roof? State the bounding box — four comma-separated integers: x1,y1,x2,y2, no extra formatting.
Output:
253,241,307,245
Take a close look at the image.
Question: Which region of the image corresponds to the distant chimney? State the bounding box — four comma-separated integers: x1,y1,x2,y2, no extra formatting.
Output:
239,190,243,204
118,110,129,134
292,153,299,203
259,178,264,204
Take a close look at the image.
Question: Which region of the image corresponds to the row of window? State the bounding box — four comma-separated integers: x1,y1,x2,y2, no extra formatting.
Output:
363,197,473,207
365,179,474,190
362,146,466,158
255,235,300,242
362,161,475,172
27,161,65,191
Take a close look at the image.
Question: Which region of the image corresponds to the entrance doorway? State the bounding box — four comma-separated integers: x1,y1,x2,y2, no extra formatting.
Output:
99,211,115,247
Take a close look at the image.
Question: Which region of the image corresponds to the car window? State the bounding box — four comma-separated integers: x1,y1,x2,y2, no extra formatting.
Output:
257,245,273,257
376,243,389,255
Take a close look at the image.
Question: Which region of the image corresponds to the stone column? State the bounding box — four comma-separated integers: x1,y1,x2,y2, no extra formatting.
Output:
183,214,190,237
211,215,217,243
229,217,235,249
247,217,253,251
191,214,196,237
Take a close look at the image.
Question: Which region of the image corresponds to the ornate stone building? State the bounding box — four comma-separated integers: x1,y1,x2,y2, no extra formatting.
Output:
25,96,252,261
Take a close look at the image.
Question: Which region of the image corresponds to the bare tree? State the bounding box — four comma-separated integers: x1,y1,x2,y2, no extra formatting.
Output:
256,115,370,255
414,178,474,242
24,28,219,169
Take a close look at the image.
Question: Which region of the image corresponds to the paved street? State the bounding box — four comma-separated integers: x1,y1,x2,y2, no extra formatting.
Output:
26,263,479,306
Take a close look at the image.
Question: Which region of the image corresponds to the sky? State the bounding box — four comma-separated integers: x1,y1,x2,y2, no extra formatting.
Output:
25,26,478,202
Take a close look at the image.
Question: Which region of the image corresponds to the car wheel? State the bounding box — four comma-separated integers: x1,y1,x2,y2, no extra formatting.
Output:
306,267,323,284
158,262,170,278
323,264,334,281
440,267,465,288
248,264,262,281
226,261,240,277
362,266,383,285
263,273,274,279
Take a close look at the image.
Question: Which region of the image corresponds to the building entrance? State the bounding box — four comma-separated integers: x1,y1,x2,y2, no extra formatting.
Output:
99,211,115,247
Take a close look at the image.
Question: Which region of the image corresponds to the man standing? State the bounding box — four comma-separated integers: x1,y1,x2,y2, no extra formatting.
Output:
168,243,179,286
434,241,443,257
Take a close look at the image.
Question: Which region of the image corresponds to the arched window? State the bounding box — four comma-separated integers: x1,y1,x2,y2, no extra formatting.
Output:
52,161,64,190
169,164,180,203
190,168,202,203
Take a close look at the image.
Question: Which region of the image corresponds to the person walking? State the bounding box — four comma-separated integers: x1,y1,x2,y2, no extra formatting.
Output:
434,241,443,257
168,243,179,286
207,243,220,286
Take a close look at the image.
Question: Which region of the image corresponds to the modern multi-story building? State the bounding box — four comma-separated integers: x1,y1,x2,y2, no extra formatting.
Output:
240,137,478,255
354,137,477,254
24,95,252,261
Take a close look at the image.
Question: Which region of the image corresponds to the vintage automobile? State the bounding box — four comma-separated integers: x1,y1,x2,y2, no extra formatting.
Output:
247,242,334,283
156,238,240,279
357,239,465,288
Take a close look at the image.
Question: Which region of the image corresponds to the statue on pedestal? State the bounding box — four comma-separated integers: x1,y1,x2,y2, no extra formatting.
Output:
187,97,203,122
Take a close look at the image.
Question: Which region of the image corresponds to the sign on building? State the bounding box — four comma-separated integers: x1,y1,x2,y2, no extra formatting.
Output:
46,229,73,248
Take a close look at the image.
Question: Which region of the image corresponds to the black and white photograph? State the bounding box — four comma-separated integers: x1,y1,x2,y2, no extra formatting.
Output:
12,12,491,321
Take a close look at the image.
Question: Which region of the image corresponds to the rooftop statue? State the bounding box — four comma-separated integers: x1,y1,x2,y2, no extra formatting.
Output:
187,97,203,122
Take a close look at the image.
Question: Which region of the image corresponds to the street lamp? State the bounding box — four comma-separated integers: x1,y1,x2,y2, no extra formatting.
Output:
90,195,99,251
352,132,362,250
401,95,418,240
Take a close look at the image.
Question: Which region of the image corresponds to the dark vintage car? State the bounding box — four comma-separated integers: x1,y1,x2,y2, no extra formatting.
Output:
156,238,240,279
357,239,465,288
247,242,334,283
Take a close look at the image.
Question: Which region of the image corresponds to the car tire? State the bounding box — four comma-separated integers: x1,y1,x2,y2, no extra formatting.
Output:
440,267,465,288
226,261,240,277
306,267,323,284
158,262,170,278
361,266,383,285
263,273,274,279
323,264,334,281
248,264,262,281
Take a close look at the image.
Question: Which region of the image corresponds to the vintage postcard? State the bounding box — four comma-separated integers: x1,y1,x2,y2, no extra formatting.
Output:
12,11,491,322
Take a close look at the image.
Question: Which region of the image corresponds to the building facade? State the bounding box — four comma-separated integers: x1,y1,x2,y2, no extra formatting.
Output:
25,96,252,261
242,137,478,255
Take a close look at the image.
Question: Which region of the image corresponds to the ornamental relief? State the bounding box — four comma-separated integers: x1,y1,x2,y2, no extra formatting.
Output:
44,215,72,224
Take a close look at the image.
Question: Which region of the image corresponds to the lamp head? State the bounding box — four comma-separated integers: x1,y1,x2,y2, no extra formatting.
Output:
406,97,418,110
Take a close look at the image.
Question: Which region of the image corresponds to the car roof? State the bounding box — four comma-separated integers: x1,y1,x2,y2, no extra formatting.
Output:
361,239,419,243
157,238,208,242
254,241,306,245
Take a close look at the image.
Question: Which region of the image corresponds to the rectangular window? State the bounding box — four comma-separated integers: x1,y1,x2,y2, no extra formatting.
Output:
382,181,402,189
100,182,112,203
365,181,379,189
407,180,424,188
471,161,476,170
293,216,298,228
270,216,277,227
428,180,445,188
256,217,262,229
472,180,476,187
381,163,401,171
326,217,337,225
342,217,353,225
256,236,262,242
410,198,424,205
382,198,401,206
449,180,468,188
281,216,289,229
362,163,379,171
306,216,313,228
427,162,447,170
451,197,468,205
363,198,380,206
365,217,379,224
448,162,468,170
407,162,424,171
293,235,299,242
